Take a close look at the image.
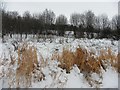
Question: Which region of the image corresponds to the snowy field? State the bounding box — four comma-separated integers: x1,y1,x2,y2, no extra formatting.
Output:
0,35,119,89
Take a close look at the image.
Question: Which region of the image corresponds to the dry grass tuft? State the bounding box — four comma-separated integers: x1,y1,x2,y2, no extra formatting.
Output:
98,47,118,72
58,48,75,73
16,43,38,88
74,47,87,70
99,48,117,62
75,48,102,77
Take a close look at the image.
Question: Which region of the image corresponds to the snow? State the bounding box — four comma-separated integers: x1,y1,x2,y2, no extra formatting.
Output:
66,66,90,88
0,35,119,88
102,67,118,88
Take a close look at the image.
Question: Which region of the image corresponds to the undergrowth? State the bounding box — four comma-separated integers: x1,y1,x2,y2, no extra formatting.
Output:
52,46,118,87
1,42,118,88
16,43,38,88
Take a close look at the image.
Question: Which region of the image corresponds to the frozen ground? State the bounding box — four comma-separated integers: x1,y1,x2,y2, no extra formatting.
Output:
0,35,119,89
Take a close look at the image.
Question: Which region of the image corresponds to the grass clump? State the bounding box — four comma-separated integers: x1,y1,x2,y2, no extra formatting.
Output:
16,43,38,88
58,48,75,73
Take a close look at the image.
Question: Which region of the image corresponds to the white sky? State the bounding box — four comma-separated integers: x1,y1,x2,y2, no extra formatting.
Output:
2,0,119,2
2,0,119,20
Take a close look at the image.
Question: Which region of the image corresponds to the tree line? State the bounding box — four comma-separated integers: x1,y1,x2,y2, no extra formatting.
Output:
2,9,120,40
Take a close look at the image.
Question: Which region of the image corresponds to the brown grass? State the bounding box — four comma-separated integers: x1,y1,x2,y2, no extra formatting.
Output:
52,46,118,87
16,43,38,88
14,42,118,87
75,48,102,76
56,47,103,74
98,48,117,62
98,47,118,72
58,48,75,73
74,47,87,70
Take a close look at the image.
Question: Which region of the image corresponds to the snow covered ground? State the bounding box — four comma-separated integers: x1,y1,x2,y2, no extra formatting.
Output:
0,35,119,89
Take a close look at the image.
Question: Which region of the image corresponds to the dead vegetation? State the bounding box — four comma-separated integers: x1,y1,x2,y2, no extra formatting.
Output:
16,43,39,88
58,48,75,73
56,47,118,73
7,43,118,88
1,41,118,88
52,46,118,87
117,53,120,73
98,48,118,72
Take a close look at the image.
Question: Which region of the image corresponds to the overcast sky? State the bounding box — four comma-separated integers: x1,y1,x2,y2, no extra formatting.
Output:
3,0,119,20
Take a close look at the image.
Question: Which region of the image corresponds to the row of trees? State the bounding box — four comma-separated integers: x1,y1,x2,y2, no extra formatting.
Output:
2,9,120,40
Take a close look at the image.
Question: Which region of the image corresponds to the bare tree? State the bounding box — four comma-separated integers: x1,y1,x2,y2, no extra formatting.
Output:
70,13,81,27
23,11,31,19
42,9,55,25
98,14,112,38
112,15,120,38
55,14,68,25
23,11,32,38
99,14,109,30
85,10,95,30
111,15,118,30
79,14,86,28
1,0,6,41
94,16,101,30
